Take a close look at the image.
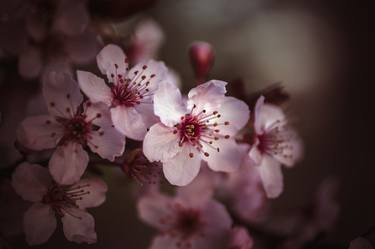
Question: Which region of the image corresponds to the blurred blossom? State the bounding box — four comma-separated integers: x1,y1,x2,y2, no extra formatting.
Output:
17,72,125,185
143,80,249,186
0,0,100,80
189,41,215,84
229,226,254,249
11,163,108,245
137,177,232,249
349,237,374,249
248,96,303,198
77,44,167,141
122,148,162,185
126,18,165,64
219,156,269,223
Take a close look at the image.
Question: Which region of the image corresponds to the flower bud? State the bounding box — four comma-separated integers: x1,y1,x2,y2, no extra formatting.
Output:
189,41,214,84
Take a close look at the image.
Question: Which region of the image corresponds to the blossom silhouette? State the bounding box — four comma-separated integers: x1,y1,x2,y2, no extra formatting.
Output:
17,72,125,185
248,96,303,198
77,44,167,140
143,80,250,186
12,163,107,245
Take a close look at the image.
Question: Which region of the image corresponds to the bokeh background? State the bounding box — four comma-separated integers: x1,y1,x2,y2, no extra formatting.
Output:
0,0,373,248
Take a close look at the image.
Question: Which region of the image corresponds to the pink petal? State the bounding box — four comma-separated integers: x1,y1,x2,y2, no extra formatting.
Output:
43,72,83,119
273,130,303,168
154,80,187,127
49,143,89,185
24,203,56,245
254,97,285,135
96,44,128,83
248,140,263,166
137,192,174,230
61,208,97,244
163,145,201,186
217,96,250,135
74,178,108,209
149,235,179,249
77,71,112,106
83,101,112,127
143,123,180,163
110,105,154,141
12,163,51,202
126,60,167,93
17,115,63,151
229,226,254,249
203,139,248,173
257,155,283,198
88,125,126,161
188,80,227,100
53,0,89,36
18,46,43,79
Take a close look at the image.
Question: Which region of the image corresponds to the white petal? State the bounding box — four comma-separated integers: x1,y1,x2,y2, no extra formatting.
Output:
143,123,180,162
217,96,250,135
88,127,125,161
62,209,97,244
154,80,187,126
24,203,56,245
254,97,285,134
126,60,167,93
188,80,227,100
12,163,51,202
17,115,63,151
49,143,89,185
257,155,283,198
163,146,201,186
137,192,174,230
83,101,113,128
110,105,154,140
77,71,112,106
74,178,108,209
96,44,128,83
248,140,263,166
203,139,247,173
43,72,83,119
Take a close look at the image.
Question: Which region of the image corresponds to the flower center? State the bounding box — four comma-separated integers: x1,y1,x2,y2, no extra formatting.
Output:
175,208,203,237
256,120,294,159
60,115,91,144
173,105,231,158
110,64,155,107
42,183,90,218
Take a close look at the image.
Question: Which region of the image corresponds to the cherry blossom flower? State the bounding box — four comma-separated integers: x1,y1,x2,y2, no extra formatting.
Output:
143,79,250,186
126,18,165,64
17,72,125,185
219,156,268,223
137,177,232,249
228,226,254,249
189,41,215,84
248,96,303,198
77,44,167,140
11,162,107,245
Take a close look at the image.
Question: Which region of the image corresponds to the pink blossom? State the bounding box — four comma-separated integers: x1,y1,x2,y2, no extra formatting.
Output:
77,44,167,141
143,80,250,186
126,18,165,64
17,72,125,185
219,156,268,223
228,226,254,249
248,96,303,198
349,237,373,249
11,162,107,245
189,41,215,84
137,178,232,249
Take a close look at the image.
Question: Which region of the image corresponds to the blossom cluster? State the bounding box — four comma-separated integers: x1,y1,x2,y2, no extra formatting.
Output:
0,4,341,248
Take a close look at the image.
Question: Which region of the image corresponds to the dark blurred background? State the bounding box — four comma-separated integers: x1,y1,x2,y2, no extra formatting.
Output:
0,0,373,248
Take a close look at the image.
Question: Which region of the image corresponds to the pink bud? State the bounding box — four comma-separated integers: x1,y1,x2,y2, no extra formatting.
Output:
229,226,254,249
189,41,215,84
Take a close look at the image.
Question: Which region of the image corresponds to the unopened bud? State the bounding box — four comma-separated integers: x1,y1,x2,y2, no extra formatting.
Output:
189,41,215,85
